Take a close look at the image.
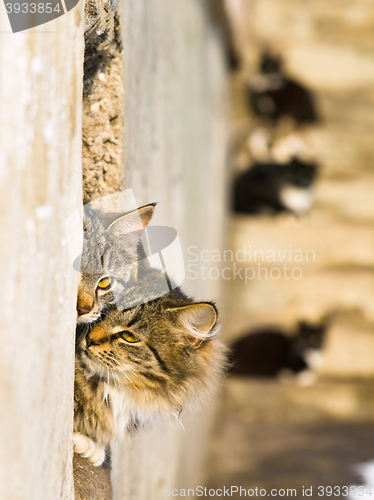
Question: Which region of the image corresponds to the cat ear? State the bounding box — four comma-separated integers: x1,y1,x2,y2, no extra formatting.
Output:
166,303,218,347
106,204,156,253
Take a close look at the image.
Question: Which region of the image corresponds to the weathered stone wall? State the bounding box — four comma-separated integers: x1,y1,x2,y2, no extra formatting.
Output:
0,6,84,500
225,0,374,377
82,0,125,204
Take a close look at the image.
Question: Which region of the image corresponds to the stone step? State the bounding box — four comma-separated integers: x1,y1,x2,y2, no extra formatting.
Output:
229,213,374,269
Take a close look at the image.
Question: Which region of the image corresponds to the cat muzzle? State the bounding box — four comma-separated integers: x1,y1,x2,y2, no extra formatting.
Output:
77,305,93,315
86,334,99,348
77,289,95,315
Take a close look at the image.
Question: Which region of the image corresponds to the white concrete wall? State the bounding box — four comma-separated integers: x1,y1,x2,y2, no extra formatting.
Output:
111,1,228,498
0,7,84,500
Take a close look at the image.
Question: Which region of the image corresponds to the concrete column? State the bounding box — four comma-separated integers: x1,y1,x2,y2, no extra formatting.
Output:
111,1,228,498
0,7,84,500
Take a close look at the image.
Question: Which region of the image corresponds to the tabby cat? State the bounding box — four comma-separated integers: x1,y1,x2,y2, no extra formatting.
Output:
74,268,226,466
77,203,155,324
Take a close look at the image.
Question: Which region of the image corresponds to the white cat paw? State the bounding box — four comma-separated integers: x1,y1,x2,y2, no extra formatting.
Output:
88,445,106,467
73,433,106,467
304,348,323,369
296,370,317,387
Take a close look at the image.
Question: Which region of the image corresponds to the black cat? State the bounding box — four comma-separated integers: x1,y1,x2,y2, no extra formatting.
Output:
230,321,326,379
248,53,319,124
233,157,318,215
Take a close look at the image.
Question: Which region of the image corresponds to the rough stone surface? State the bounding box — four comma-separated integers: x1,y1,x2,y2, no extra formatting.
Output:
76,0,123,497
73,455,113,500
82,0,124,204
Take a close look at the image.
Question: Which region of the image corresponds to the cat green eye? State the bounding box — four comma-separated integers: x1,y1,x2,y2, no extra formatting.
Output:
120,331,139,343
97,277,112,290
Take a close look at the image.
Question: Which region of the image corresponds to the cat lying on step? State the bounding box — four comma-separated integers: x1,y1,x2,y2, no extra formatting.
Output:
248,52,319,125
233,157,317,215
230,321,326,386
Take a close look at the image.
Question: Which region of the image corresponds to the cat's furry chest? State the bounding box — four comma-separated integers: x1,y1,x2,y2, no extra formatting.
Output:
102,382,174,440
102,383,139,439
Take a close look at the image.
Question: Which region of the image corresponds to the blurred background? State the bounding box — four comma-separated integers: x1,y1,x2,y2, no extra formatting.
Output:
206,0,374,496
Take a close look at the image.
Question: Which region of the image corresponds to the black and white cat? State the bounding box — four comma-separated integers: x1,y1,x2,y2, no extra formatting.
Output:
248,52,319,125
233,157,318,215
230,321,326,386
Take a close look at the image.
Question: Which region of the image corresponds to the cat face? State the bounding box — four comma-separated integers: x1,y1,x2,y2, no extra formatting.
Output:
76,287,225,410
77,204,155,324
260,53,282,75
77,300,216,382
285,159,317,188
297,321,326,350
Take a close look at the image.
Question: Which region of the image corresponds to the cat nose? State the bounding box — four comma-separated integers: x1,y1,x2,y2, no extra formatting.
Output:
86,334,99,348
77,290,94,316
77,305,92,316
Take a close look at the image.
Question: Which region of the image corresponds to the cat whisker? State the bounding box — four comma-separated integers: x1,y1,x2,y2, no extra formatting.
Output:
129,369,146,387
76,374,109,423
115,366,141,396
137,262,149,274
77,400,108,423
105,369,110,401
109,371,123,433
111,369,120,392
176,416,185,431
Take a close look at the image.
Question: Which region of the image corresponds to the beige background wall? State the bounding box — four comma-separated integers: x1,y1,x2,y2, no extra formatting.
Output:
224,0,374,378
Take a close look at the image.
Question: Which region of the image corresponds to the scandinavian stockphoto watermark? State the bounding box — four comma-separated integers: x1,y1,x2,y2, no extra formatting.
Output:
3,0,79,32
186,245,316,282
